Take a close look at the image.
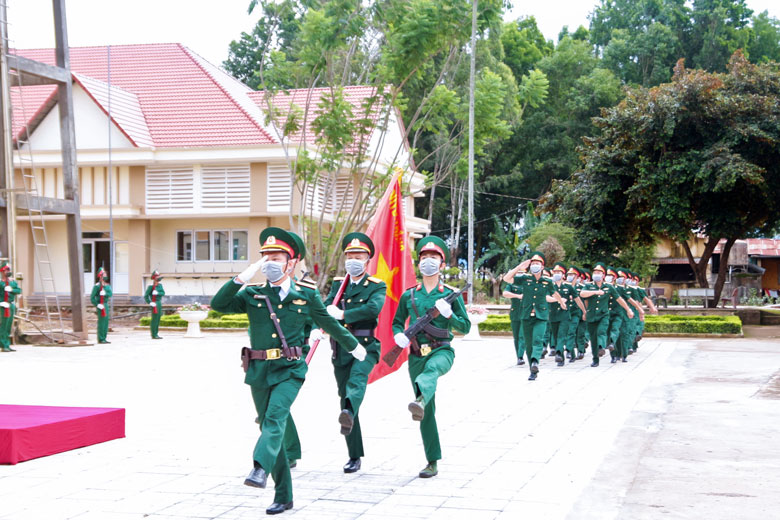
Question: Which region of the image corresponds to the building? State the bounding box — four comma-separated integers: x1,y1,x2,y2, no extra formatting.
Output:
10,44,428,301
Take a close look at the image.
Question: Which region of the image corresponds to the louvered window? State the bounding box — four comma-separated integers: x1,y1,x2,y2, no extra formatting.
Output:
267,163,292,212
201,165,250,210
146,167,194,210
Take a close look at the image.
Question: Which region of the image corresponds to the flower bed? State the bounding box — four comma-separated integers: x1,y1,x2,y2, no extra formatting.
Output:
140,312,248,329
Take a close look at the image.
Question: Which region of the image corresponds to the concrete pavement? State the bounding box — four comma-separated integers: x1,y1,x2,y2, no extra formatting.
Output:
1,329,778,519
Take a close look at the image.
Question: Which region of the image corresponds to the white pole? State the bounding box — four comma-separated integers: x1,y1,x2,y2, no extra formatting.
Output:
467,0,477,305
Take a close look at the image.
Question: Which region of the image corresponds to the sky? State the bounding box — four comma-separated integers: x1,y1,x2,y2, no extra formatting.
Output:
5,0,780,68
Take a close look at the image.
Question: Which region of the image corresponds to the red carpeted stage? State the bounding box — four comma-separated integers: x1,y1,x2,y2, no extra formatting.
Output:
0,404,125,465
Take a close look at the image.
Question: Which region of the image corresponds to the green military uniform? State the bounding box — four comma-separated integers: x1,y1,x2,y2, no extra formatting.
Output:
563,266,584,362
615,269,639,362
580,263,620,366
504,280,526,364
0,262,21,352
606,267,627,362
144,270,165,339
392,236,470,476
576,269,591,358
90,268,112,344
324,233,387,469
210,228,360,508
549,263,575,366
634,275,649,350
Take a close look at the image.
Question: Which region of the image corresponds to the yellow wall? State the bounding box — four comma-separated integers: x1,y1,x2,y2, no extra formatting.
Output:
654,235,709,258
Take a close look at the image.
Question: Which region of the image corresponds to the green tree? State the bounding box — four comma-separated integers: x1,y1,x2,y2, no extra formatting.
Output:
527,222,577,260
689,0,753,72
544,52,780,306
747,11,780,63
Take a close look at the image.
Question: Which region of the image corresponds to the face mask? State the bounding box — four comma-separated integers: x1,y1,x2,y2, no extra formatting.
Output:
605,275,614,283
345,259,366,278
262,260,287,283
617,277,625,285
552,273,562,282
593,273,603,282
530,264,542,274
566,274,575,283
419,257,441,277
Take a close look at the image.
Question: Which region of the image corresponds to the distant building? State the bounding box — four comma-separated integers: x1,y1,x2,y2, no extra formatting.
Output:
11,44,428,301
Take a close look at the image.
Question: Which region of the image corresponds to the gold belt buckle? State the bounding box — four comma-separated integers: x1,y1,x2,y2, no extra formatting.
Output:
266,348,281,360
420,345,432,357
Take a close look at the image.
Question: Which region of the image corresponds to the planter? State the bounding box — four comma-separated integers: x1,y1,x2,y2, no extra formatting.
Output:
464,313,487,341
179,310,208,338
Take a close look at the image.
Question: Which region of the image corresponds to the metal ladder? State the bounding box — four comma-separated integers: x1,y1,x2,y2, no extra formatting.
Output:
6,50,67,343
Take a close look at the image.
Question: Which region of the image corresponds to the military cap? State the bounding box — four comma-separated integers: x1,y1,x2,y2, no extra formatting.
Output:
151,269,161,279
617,268,629,278
259,227,299,258
529,251,546,265
606,266,618,278
417,235,449,263
342,232,375,258
552,262,567,273
288,230,306,260
592,262,607,273
567,265,581,276
0,261,10,272
96,267,108,280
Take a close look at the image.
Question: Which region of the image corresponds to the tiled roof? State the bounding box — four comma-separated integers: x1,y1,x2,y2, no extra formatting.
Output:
10,43,276,148
714,238,780,257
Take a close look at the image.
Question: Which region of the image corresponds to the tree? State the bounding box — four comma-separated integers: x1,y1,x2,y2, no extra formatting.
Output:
544,52,780,306
527,222,577,260
747,11,780,63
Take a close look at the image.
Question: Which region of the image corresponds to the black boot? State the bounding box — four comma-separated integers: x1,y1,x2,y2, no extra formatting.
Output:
266,501,293,515
343,458,361,473
591,360,599,367
338,409,354,436
245,464,268,488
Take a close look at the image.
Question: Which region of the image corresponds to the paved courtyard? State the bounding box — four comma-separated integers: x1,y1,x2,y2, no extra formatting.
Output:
1,329,779,519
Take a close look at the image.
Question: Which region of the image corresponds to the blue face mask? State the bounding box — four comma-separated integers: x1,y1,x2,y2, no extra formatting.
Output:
617,277,625,285
419,257,441,277
262,260,287,283
530,263,542,274
345,259,366,278
593,273,603,282
566,274,575,283
552,273,562,282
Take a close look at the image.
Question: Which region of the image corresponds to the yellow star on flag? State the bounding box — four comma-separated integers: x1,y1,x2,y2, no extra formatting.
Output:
374,252,400,302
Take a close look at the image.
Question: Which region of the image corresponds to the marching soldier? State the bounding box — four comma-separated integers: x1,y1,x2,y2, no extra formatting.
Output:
90,267,112,344
324,232,387,474
575,269,591,359
579,263,633,367
549,262,585,367
502,252,565,380
144,270,165,339
0,262,21,352
502,266,526,366
210,227,363,515
388,236,470,478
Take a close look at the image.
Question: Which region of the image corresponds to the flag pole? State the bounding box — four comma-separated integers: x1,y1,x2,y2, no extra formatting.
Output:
467,0,477,305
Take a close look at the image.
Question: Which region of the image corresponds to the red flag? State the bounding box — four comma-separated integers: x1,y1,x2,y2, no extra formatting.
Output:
366,171,416,383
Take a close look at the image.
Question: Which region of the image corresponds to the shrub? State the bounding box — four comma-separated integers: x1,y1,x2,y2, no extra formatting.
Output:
644,315,741,334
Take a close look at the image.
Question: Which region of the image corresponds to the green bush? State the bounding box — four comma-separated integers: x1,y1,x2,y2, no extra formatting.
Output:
479,315,511,332
644,315,741,334
139,313,248,328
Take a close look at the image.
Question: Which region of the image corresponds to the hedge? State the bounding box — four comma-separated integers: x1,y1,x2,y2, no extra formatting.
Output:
476,314,742,335
139,313,249,328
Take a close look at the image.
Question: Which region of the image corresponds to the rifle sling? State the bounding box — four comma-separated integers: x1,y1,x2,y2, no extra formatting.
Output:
258,295,290,351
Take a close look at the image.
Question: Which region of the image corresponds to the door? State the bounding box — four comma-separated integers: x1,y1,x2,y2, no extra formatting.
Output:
83,242,94,290
114,242,129,294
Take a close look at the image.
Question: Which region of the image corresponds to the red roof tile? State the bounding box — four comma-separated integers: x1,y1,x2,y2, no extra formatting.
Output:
714,238,780,257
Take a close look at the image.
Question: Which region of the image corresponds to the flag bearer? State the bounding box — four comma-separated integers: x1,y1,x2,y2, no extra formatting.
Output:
210,227,363,515
144,270,165,339
0,262,21,352
90,267,112,344
390,236,470,478
324,232,387,474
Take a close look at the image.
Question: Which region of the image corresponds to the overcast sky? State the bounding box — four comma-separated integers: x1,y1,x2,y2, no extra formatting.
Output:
6,0,780,67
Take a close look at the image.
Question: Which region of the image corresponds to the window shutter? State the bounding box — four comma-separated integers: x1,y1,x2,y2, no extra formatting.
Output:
324,176,354,214
146,167,194,210
267,163,292,212
201,165,250,210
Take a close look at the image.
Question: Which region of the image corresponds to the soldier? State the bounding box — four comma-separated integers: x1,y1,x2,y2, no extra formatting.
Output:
502,252,565,381
630,271,658,352
542,268,553,359
549,262,585,367
144,270,165,339
323,232,386,474
389,236,470,478
561,265,587,363
576,269,591,359
615,268,645,363
0,262,21,352
579,263,633,367
90,267,112,344
210,227,363,515
502,266,526,366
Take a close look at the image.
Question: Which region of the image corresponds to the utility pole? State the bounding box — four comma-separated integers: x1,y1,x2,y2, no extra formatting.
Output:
467,0,477,305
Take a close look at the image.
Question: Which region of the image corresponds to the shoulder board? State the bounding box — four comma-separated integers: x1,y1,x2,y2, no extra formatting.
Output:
443,283,459,292
300,276,316,284
245,282,266,287
367,276,383,284
334,276,345,281
296,279,317,290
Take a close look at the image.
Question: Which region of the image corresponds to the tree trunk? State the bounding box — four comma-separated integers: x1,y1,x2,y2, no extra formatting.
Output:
711,236,737,308
681,236,722,308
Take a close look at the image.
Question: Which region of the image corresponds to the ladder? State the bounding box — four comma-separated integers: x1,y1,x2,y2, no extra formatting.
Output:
8,56,67,343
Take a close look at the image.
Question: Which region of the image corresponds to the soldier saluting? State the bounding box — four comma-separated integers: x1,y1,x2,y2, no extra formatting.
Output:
324,232,387,474
210,227,363,516
387,236,470,479
144,270,165,339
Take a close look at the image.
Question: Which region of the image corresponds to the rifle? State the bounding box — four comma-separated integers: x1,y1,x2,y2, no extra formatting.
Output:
382,282,471,367
305,274,350,365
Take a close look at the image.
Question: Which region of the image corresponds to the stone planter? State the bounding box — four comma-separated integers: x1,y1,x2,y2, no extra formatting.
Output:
464,313,487,341
179,310,208,338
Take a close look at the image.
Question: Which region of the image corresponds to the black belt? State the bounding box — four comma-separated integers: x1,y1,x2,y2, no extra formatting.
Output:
410,340,450,357
241,346,302,371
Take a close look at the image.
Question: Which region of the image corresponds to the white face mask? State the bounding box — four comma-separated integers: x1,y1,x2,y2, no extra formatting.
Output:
552,273,562,282
593,273,603,282
530,263,542,274
617,277,625,285
419,257,441,277
605,275,614,284
566,274,575,283
345,259,367,278
262,260,287,283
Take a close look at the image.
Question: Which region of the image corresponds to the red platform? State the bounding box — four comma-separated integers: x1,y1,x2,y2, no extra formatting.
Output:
0,404,125,465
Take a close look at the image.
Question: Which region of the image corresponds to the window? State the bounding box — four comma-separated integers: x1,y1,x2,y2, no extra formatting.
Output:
195,231,211,261
214,230,230,261
177,231,192,261
115,242,129,274
146,167,195,210
232,231,248,261
201,166,250,210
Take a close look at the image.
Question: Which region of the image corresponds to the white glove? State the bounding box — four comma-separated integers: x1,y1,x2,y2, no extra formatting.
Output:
394,332,410,349
326,305,344,320
4,285,12,292
237,257,266,284
308,328,324,346
97,304,104,310
152,290,158,295
434,299,452,318
351,344,367,361
149,302,157,307
0,302,9,308
99,290,106,296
